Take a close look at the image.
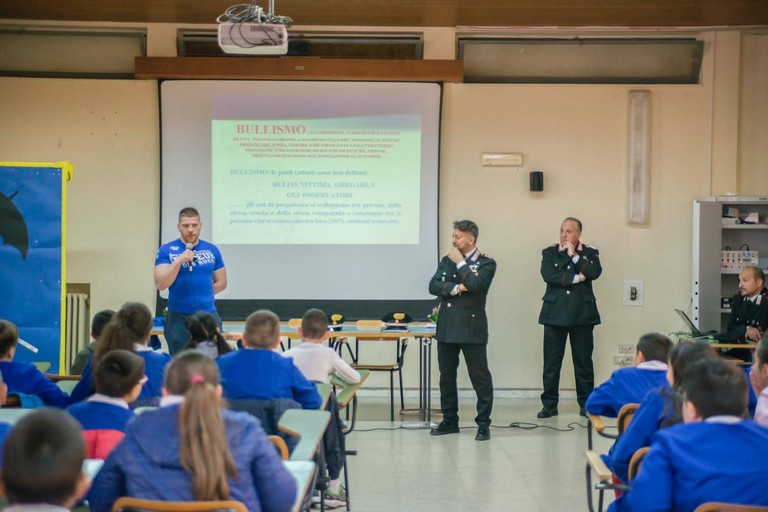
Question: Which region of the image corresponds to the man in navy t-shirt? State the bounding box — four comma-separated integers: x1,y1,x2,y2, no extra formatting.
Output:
154,207,227,354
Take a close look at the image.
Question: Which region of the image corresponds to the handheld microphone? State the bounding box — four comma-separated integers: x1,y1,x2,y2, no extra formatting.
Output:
186,242,197,272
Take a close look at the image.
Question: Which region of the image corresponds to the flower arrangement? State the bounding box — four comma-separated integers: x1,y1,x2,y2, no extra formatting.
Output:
428,305,439,324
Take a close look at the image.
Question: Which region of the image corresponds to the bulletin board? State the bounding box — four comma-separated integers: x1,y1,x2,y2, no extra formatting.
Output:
0,162,72,373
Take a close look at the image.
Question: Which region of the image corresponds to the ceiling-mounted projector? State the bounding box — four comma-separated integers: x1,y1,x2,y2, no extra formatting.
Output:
217,22,288,55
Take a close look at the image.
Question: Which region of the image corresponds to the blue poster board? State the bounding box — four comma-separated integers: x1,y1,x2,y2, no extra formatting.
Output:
0,162,72,373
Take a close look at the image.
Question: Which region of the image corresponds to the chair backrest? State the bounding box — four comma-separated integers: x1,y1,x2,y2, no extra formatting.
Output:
83,429,125,460
112,497,248,512
628,446,650,483
617,402,640,436
694,504,768,512
227,398,301,452
267,434,289,460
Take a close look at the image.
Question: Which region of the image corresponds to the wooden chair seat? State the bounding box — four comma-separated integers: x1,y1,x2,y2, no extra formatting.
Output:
111,497,248,512
694,503,768,512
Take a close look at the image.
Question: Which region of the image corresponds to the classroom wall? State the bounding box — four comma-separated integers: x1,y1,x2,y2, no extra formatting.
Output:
1,24,766,395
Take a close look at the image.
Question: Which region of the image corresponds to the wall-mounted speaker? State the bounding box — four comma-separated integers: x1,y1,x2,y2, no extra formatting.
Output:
530,171,544,192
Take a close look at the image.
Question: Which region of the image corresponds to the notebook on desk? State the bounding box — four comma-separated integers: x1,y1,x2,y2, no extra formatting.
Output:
675,309,717,339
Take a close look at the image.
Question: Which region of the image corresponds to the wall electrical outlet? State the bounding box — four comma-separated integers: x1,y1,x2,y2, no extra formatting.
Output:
618,344,634,354
613,355,634,366
622,280,644,306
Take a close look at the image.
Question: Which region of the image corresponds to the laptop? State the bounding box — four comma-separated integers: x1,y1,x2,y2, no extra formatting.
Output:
675,309,716,339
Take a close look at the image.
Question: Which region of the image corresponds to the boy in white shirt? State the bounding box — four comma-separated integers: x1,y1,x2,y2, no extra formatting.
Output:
283,309,360,385
283,308,360,508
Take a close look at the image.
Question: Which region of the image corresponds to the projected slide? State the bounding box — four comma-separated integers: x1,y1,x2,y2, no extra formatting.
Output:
211,115,421,244
161,80,439,308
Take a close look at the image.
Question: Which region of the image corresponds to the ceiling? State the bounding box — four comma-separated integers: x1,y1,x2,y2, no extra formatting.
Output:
1,0,767,28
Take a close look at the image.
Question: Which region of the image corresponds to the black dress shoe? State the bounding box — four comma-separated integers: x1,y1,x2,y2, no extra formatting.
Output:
475,425,491,441
537,407,558,419
579,407,587,417
430,420,460,436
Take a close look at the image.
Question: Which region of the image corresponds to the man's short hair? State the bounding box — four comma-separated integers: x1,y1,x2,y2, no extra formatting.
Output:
301,308,329,340
636,333,673,363
91,309,115,339
179,207,200,220
757,337,768,370
453,219,479,242
683,358,747,419
0,319,19,358
94,349,146,398
244,310,281,349
2,409,85,506
743,266,766,284
563,217,583,232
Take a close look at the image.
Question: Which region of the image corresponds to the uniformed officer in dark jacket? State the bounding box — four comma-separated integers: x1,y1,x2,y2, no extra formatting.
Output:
428,220,497,441
538,217,602,419
716,266,768,362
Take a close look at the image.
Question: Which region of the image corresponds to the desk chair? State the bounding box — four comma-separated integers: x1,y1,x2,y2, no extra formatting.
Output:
587,402,639,450
0,408,33,424
228,398,302,453
32,361,51,373
585,446,648,512
268,435,290,460
584,403,641,512
350,320,407,421
695,504,768,512
111,497,248,512
330,369,370,512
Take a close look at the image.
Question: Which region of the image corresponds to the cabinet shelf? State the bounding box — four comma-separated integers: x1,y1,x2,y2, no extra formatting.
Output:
694,197,768,333
722,224,768,229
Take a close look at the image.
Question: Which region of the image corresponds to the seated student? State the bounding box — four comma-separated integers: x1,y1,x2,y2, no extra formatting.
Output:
625,358,768,512
185,311,233,359
67,350,146,459
282,308,361,507
69,309,115,375
87,351,296,512
217,309,321,409
0,319,68,407
1,409,90,511
68,302,171,405
282,308,361,385
602,341,719,487
0,372,12,455
749,336,768,426
585,333,672,417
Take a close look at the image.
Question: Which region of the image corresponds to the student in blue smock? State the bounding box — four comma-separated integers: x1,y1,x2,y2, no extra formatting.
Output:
1,409,90,511
626,358,768,512
67,349,146,459
87,350,296,512
0,319,68,407
68,302,171,405
603,341,719,487
217,309,321,409
586,332,672,417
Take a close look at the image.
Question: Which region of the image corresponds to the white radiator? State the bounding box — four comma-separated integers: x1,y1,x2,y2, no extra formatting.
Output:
65,293,90,370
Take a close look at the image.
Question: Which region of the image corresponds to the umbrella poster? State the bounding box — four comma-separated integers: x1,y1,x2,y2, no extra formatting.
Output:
0,162,72,373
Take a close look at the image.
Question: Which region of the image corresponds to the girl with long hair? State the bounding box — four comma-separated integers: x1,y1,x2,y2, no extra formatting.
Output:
87,350,296,512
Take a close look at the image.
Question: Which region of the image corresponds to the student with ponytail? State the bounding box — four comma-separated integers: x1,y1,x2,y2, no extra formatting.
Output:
68,302,171,404
185,311,233,359
87,350,296,512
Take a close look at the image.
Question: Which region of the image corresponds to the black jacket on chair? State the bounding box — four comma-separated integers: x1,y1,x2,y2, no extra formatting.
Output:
538,243,602,327
428,249,497,345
